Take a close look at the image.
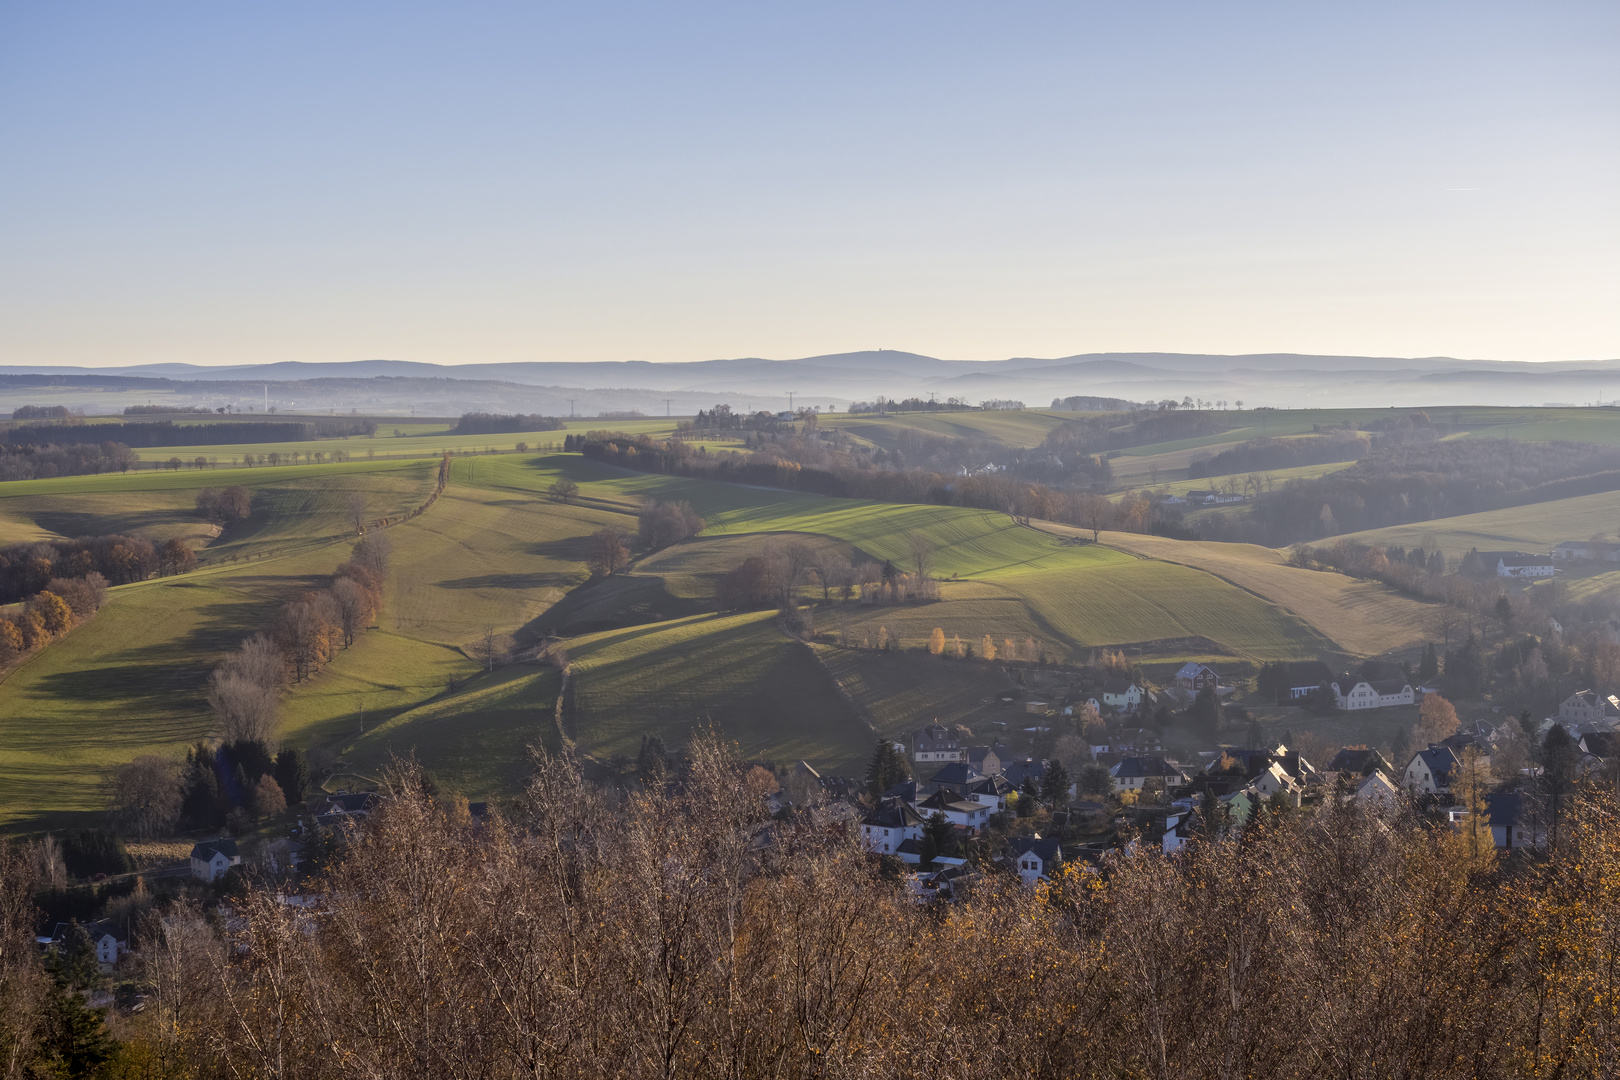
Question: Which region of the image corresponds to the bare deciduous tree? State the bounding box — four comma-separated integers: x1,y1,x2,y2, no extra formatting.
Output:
106,755,184,839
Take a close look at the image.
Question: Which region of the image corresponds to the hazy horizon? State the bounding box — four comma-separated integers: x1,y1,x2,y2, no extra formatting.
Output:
2,2,1615,369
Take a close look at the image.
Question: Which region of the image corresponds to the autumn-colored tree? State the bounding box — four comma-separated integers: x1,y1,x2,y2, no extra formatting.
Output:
586,528,631,578
25,591,72,637
1413,692,1461,749
1004,638,1017,662
0,618,24,662
1450,745,1496,874
928,627,945,656
951,633,964,660
250,774,287,819
981,635,997,661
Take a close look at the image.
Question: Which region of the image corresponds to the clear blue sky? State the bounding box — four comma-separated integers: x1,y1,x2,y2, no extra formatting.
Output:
1,1,1614,366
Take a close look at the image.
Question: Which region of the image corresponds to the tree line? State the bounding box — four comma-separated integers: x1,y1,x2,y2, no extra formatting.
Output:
0,441,138,482
453,413,566,435
573,431,1183,539
7,732,1620,1077
1,420,332,449
1210,438,1620,545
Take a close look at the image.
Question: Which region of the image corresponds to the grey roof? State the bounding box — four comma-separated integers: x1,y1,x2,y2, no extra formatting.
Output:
1007,836,1062,863
326,791,379,814
1101,677,1137,695
969,774,1015,797
1326,747,1391,775
918,789,985,813
1492,551,1552,567
1367,678,1412,696
1581,732,1620,758
863,798,925,829
1414,745,1460,783
1484,791,1524,828
1112,755,1184,779
190,838,239,862
1001,759,1046,787
927,762,985,787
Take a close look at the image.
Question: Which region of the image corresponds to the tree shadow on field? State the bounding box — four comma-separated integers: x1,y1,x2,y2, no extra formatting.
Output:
526,536,591,563
32,507,192,538
437,572,578,591
31,658,208,706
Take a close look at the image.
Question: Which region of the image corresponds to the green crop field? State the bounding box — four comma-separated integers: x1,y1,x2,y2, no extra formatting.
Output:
565,611,874,770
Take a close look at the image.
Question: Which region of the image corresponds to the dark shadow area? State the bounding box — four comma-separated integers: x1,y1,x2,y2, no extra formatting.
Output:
437,572,577,591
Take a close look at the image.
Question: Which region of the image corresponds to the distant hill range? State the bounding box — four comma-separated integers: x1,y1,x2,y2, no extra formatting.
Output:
4,351,1620,415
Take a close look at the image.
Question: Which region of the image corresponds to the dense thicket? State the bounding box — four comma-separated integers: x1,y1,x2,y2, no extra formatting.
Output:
9,736,1620,1078
0,441,137,481
0,536,161,603
9,405,70,420
453,413,566,435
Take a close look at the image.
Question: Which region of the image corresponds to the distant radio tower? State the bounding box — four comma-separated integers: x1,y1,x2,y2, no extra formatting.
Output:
663,398,672,417
568,398,576,417
263,384,268,412
788,391,795,412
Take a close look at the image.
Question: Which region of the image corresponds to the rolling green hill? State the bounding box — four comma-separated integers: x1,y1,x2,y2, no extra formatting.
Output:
0,446,1464,830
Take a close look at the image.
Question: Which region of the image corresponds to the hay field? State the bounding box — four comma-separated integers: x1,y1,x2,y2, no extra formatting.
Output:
1077,527,1437,657
1333,490,1620,555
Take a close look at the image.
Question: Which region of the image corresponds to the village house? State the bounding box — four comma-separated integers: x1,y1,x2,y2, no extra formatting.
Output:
1354,770,1403,810
1556,690,1616,725
1331,674,1415,711
190,838,242,883
1250,762,1304,805
1109,756,1188,793
1484,791,1539,850
1486,551,1555,578
925,762,986,798
967,773,1015,812
916,789,992,833
1100,678,1143,712
53,921,125,968
965,744,1007,777
1174,663,1220,693
1403,745,1460,797
1162,808,1207,853
913,723,967,764
1006,835,1063,886
860,798,925,855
